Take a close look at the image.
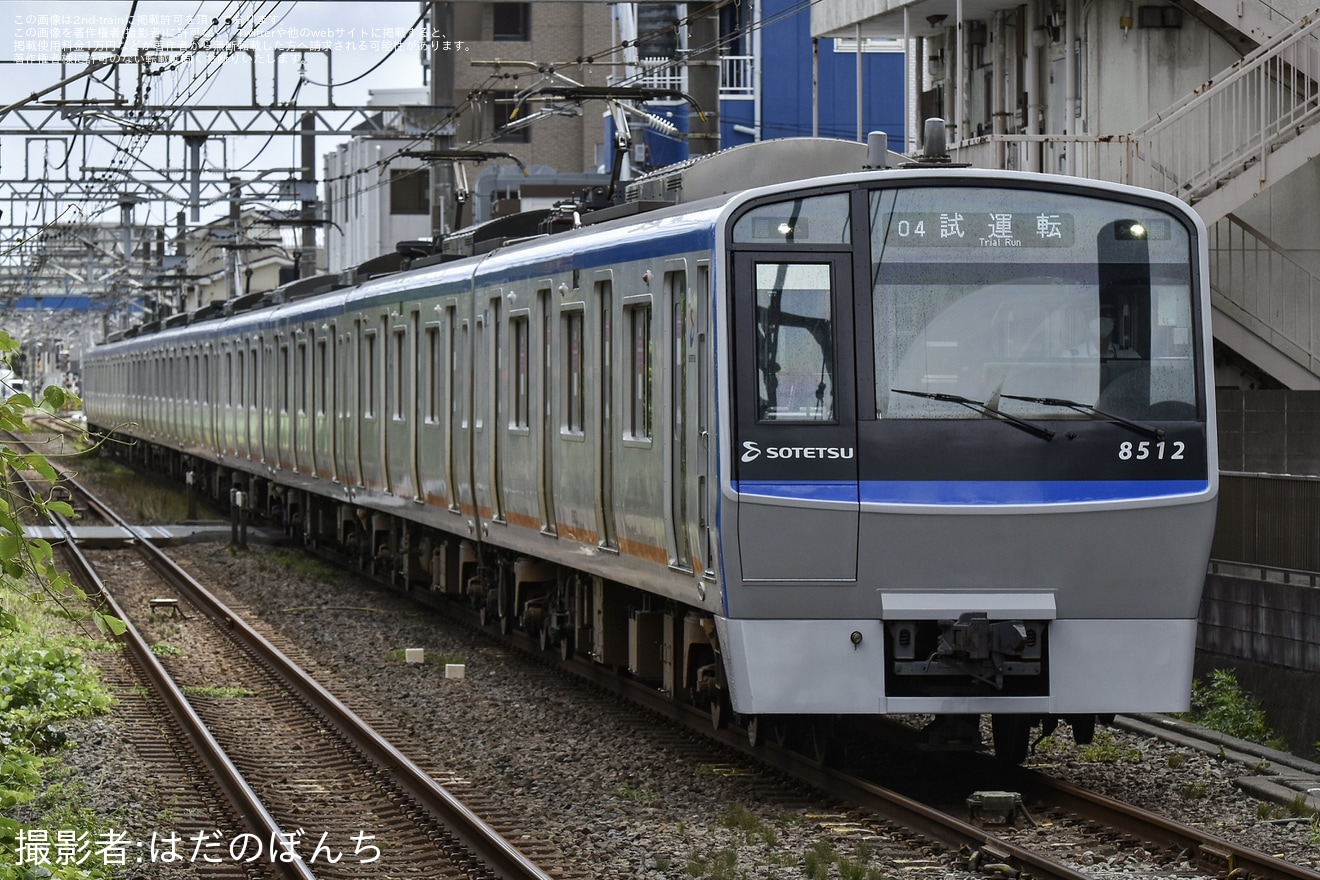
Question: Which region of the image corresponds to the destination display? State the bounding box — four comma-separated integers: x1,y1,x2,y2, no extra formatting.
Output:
878,211,1077,248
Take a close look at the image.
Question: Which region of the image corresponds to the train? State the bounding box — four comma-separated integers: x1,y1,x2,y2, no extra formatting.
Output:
83,133,1218,762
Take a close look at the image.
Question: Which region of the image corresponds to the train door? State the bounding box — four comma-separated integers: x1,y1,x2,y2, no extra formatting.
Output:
229,347,239,456
409,309,422,501
276,339,289,472
267,338,278,466
311,332,327,482
665,264,696,571
335,329,347,480
246,340,259,461
418,315,444,504
337,323,361,486
537,286,557,534
595,276,617,550
730,252,859,581
446,305,460,511
385,314,409,497
374,316,388,492
203,346,215,451
490,297,505,521
294,339,307,474
696,262,715,578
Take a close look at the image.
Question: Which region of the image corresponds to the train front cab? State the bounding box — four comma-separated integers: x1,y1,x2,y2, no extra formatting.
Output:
714,172,1218,757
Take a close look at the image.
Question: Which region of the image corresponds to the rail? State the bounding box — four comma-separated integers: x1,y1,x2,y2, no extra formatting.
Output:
3,448,317,880
39,456,555,880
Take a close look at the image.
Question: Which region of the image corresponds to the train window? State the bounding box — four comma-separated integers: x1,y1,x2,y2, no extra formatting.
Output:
393,328,406,421
364,331,377,419
511,316,529,429
563,310,584,434
425,326,442,424
296,342,308,415
280,345,291,415
753,262,836,423
248,348,258,411
870,186,1199,422
732,193,850,245
317,339,328,417
626,304,653,440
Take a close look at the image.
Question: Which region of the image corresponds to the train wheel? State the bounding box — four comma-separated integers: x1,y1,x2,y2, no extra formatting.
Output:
804,719,834,765
747,715,789,749
1069,714,1097,745
499,614,511,635
539,625,551,652
559,633,573,661
478,606,489,628
710,688,732,730
991,714,1031,764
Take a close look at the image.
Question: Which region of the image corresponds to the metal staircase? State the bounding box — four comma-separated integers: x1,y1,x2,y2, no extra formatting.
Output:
1127,10,1320,387
1125,12,1320,225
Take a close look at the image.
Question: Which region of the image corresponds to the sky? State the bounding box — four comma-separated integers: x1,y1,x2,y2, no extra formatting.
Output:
0,2,444,361
5,1,430,104
1,1,435,232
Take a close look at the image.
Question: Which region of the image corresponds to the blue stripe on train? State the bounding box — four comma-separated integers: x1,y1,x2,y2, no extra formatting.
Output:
734,480,1210,504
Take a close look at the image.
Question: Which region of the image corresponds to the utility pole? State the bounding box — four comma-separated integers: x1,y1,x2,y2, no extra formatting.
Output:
228,177,242,300
429,0,456,241
300,112,317,278
686,2,720,158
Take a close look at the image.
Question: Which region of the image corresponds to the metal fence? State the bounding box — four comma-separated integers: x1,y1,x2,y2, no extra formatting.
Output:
1213,472,1320,571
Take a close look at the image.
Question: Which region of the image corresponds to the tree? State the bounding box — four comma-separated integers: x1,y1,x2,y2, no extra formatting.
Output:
0,329,124,636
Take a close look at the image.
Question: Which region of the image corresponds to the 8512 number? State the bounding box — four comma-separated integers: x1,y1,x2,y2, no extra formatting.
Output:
1118,440,1184,460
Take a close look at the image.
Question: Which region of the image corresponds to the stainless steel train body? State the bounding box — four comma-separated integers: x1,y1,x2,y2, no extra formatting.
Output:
83,159,1217,754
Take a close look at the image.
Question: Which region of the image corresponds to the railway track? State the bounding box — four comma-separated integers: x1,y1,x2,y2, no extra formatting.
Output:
11,421,1320,880
548,637,1320,880
6,435,558,880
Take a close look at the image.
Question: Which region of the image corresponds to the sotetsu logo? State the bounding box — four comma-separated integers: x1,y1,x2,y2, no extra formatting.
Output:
740,441,855,463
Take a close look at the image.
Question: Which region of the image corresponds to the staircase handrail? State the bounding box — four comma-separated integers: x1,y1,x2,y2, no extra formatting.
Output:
1134,10,1320,135
1209,212,1320,368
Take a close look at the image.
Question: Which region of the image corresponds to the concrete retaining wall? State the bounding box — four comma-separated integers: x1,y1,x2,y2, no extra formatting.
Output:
1196,572,1320,758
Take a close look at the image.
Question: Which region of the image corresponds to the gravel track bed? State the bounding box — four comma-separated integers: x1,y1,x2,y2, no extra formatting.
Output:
87,538,1313,879
30,477,1320,880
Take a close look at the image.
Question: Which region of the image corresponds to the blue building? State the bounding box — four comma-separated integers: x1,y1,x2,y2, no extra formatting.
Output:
718,0,907,149
613,0,908,171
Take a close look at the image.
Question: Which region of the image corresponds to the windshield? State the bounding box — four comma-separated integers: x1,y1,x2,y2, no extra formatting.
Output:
870,186,1199,422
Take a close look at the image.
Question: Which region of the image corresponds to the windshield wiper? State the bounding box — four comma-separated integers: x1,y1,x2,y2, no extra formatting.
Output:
998,393,1164,440
891,389,1055,441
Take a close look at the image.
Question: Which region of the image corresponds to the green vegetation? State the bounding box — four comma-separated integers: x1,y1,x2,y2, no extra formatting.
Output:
1076,730,1143,763
686,847,738,880
613,783,659,805
1036,729,1142,763
1257,795,1316,822
259,547,342,580
0,331,132,878
1181,669,1288,751
719,804,778,848
802,840,886,880
0,597,117,880
69,453,199,524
